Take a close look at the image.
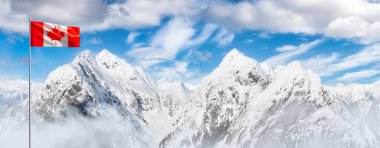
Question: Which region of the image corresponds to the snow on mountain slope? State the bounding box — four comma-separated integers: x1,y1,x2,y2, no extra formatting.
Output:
0,78,43,105
160,49,380,148
0,79,42,132
0,49,167,148
157,79,191,116
35,49,162,121
95,49,159,111
0,79,29,105
147,79,194,142
160,48,274,147
1,48,379,148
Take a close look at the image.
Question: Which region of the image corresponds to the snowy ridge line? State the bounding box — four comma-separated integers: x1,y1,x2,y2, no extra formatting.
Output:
0,48,379,148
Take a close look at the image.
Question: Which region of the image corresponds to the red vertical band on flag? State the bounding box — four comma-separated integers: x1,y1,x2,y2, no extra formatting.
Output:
31,21,44,47
68,26,80,47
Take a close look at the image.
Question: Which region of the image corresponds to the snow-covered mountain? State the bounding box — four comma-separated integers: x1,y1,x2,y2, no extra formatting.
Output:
0,50,186,147
0,49,379,148
0,79,42,132
35,49,195,145
160,49,380,148
0,79,29,105
36,49,160,119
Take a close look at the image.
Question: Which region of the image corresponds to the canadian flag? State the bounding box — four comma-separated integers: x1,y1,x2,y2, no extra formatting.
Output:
30,21,80,47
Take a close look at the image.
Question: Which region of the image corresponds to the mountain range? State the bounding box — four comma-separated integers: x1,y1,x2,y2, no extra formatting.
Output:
0,49,379,148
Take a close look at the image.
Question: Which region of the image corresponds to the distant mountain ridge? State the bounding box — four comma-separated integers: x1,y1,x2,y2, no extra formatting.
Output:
160,49,380,148
0,49,379,148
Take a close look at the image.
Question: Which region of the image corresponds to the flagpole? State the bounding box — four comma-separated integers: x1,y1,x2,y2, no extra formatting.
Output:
28,18,32,148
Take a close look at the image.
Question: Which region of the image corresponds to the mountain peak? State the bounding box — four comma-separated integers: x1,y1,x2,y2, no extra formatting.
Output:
203,48,265,84
223,48,251,62
97,49,113,58
96,49,130,71
78,50,91,58
73,50,93,64
219,48,257,68
225,48,242,57
286,61,303,71
96,49,120,62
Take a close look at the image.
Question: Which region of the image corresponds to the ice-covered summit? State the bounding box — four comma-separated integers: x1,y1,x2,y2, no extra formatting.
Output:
203,49,271,87
218,48,258,70
1,48,380,148
37,49,162,120
161,48,380,148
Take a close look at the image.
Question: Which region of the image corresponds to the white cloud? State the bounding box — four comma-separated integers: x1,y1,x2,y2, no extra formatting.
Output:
6,35,24,44
337,69,380,81
302,44,380,76
154,61,191,80
3,0,380,45
126,18,218,68
0,0,108,34
203,0,380,44
87,37,102,45
12,0,108,24
87,0,196,31
151,60,204,83
0,0,29,33
126,32,140,44
186,23,218,46
0,0,196,34
264,40,321,66
213,28,235,46
325,16,380,44
135,49,212,84
376,63,380,69
244,39,254,43
126,18,195,68
184,49,212,63
0,108,153,148
329,44,380,74
276,45,298,52
203,1,316,34
301,53,340,76
160,49,212,83
125,18,216,83
257,32,272,39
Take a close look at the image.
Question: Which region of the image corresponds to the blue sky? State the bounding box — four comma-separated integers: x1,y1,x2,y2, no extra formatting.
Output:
1,0,380,85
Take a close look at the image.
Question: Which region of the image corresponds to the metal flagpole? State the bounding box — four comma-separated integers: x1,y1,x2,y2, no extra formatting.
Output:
28,18,31,148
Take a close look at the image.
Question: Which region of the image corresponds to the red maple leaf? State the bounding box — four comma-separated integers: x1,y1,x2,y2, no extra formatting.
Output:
47,27,65,45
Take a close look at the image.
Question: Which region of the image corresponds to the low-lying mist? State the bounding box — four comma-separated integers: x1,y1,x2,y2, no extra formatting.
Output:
0,105,154,148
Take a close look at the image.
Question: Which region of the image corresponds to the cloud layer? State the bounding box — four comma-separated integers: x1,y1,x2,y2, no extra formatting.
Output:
265,40,322,66
203,0,380,43
302,44,380,77
2,0,380,44
1,0,380,84
0,0,196,33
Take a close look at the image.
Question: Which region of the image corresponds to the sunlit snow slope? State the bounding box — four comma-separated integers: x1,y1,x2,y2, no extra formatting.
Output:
1,49,379,148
